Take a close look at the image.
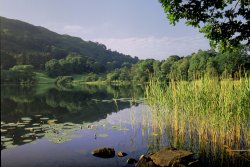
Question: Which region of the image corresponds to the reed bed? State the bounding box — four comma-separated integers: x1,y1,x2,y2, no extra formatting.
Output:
145,76,250,159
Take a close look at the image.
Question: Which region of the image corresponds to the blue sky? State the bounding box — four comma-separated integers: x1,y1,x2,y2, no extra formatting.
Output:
0,0,210,60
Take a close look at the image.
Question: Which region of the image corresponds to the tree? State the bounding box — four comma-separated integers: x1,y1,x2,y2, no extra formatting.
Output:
10,65,34,72
161,55,181,80
188,50,216,79
0,52,16,69
107,69,120,81
45,59,62,77
2,65,36,84
159,0,250,51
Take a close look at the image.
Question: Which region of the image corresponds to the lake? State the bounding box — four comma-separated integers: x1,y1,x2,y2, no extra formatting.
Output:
1,84,249,167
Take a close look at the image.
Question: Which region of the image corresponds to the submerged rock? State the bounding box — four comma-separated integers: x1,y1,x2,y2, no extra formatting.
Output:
92,147,115,158
136,147,198,167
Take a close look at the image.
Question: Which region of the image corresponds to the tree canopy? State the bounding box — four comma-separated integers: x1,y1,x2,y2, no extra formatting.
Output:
0,16,138,71
159,0,250,51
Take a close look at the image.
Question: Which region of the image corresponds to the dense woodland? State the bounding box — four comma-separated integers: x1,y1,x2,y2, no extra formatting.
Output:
1,16,249,84
0,16,138,83
106,48,250,83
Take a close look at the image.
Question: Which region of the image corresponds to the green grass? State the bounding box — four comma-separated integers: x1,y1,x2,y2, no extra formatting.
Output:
145,76,250,150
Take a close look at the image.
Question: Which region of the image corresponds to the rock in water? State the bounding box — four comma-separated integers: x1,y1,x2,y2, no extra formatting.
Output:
136,155,158,167
149,147,193,166
92,147,115,158
136,147,196,167
127,158,138,164
117,151,127,157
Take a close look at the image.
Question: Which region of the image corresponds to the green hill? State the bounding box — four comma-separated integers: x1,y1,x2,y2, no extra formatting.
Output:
0,16,139,71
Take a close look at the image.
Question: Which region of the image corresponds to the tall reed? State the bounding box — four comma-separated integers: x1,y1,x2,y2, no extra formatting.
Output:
145,76,250,157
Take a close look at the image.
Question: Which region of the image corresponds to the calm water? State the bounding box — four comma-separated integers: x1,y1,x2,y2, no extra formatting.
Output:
1,84,249,167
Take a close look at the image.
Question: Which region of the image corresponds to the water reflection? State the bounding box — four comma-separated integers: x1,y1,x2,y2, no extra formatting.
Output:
1,84,249,167
1,84,145,150
1,84,144,123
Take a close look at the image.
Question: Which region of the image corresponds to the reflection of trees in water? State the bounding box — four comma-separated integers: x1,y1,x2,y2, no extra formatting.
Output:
1,84,144,123
1,85,36,101
44,88,140,122
73,84,145,98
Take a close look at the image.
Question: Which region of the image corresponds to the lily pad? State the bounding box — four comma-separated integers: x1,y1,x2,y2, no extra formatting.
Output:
17,122,26,125
22,133,35,137
17,124,26,128
45,133,71,144
23,139,33,143
25,127,34,131
96,133,109,138
22,121,31,123
2,138,13,142
6,123,18,127
32,127,42,130
21,117,32,121
63,122,74,126
33,115,42,117
111,125,121,130
3,141,14,146
40,117,49,120
62,125,74,129
111,125,129,131
36,133,45,137
47,120,57,124
5,144,17,149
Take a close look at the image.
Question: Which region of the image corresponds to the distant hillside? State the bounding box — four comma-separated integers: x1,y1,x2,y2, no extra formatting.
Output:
0,16,139,71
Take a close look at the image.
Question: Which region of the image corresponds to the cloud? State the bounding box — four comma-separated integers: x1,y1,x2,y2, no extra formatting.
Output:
94,35,210,60
48,24,210,60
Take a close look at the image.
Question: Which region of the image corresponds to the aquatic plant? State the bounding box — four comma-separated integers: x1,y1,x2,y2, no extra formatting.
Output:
145,75,250,161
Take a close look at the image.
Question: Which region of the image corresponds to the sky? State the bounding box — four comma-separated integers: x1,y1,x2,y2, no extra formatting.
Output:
0,0,210,60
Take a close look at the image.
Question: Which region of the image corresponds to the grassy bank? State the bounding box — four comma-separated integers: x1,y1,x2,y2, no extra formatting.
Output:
34,72,132,86
145,76,250,152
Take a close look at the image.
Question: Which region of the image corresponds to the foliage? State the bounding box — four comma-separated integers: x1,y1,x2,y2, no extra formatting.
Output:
45,59,62,77
1,17,249,84
0,16,138,71
106,49,249,83
159,0,250,51
10,64,34,72
1,65,36,84
146,76,250,165
0,51,16,69
83,73,99,82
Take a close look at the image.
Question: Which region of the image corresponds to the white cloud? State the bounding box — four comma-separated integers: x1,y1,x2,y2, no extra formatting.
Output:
94,35,210,60
45,23,210,60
